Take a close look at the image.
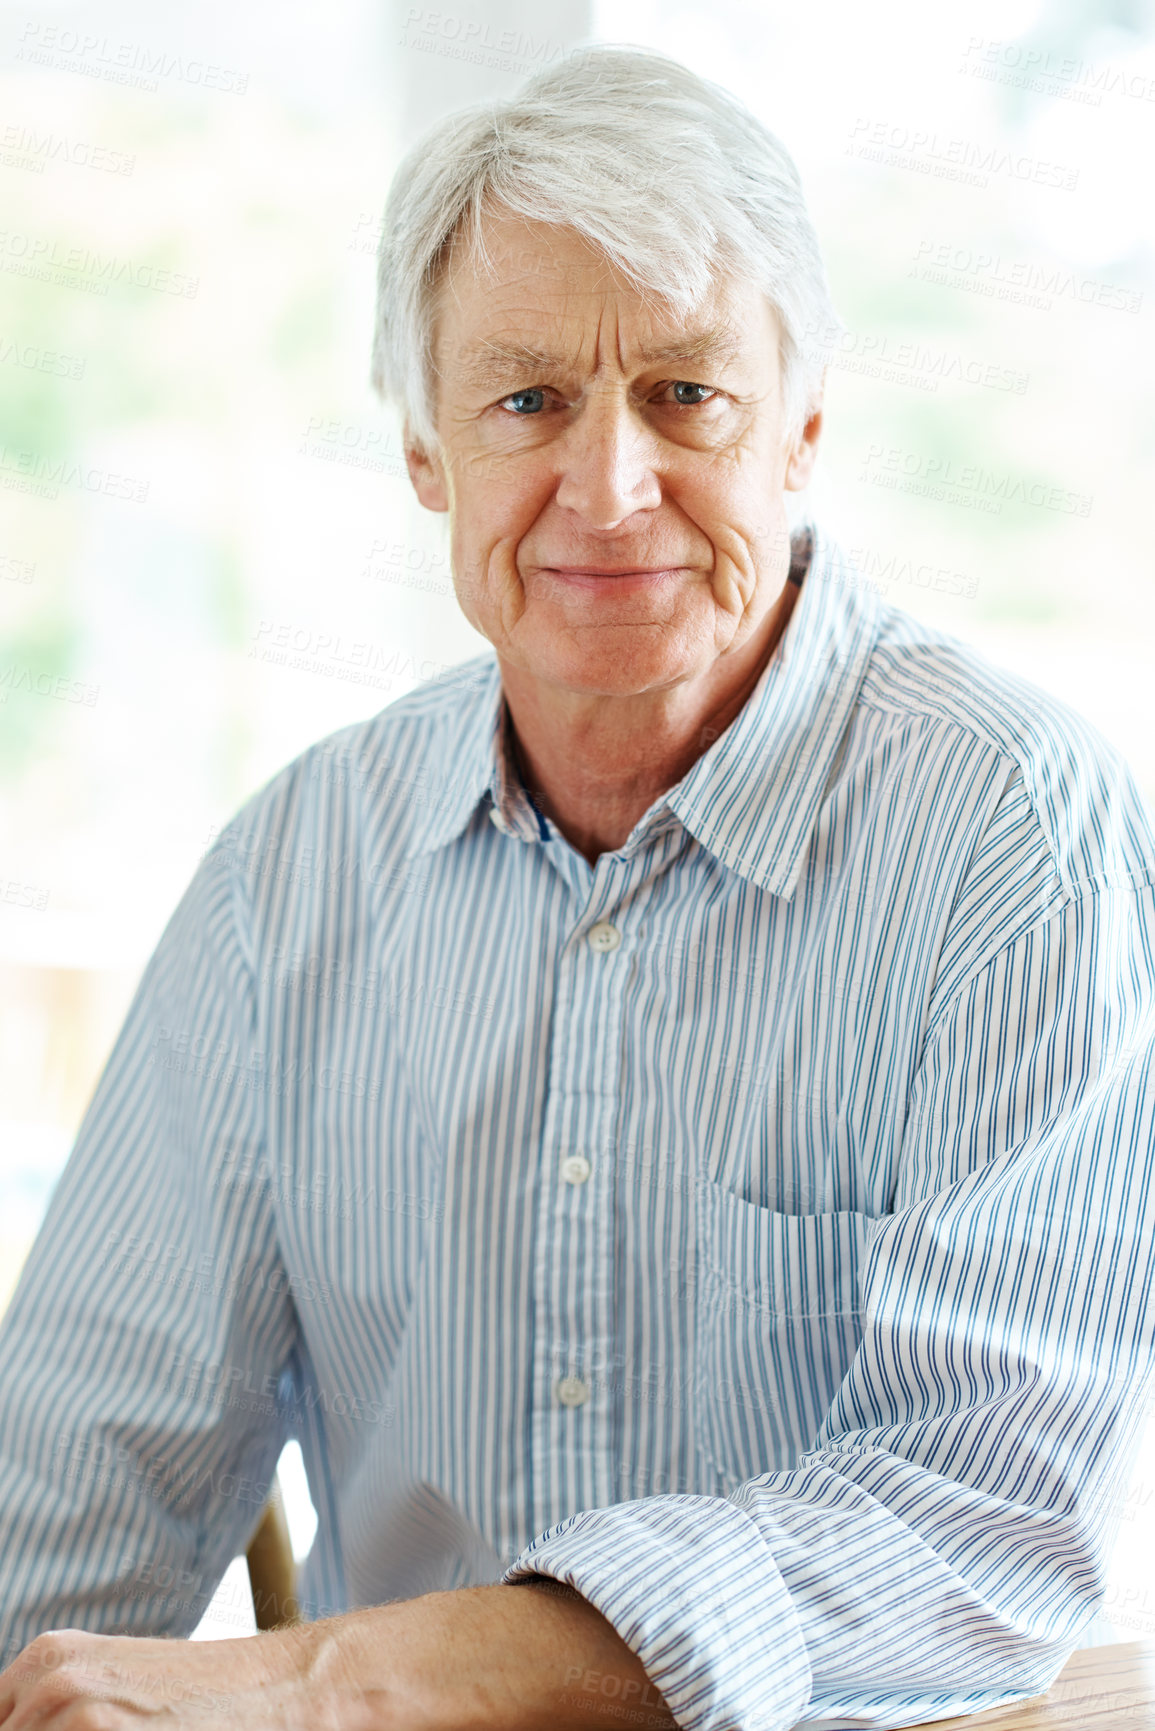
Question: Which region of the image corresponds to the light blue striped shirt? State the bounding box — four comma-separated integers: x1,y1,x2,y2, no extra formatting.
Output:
1,525,1153,1730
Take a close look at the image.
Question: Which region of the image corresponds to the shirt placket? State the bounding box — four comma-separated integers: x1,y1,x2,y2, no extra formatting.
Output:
529,850,638,1541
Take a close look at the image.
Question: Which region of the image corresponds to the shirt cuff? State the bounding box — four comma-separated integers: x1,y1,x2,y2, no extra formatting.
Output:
501,1493,813,1731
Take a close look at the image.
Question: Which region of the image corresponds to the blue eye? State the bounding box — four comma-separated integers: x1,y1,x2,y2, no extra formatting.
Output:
669,381,714,405
502,389,546,414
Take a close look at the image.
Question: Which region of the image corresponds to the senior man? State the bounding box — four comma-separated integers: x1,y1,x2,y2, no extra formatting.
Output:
0,43,1153,1731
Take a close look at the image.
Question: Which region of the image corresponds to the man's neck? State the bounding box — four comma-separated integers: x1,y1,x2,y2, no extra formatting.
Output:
501,579,800,867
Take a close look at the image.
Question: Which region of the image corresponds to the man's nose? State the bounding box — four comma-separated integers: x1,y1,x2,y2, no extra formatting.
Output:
553,393,663,529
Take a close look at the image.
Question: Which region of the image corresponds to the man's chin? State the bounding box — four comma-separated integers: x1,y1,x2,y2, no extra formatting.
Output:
529,639,702,700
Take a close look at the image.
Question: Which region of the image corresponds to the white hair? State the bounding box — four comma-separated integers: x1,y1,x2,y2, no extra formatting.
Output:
370,43,840,451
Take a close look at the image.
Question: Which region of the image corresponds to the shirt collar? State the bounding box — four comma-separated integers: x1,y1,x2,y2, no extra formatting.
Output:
403,522,880,896
668,522,879,897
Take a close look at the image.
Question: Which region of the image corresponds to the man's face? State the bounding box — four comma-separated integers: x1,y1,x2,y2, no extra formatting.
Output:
406,209,821,700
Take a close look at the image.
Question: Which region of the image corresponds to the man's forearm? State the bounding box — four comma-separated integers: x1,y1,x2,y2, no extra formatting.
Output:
310,1578,677,1729
0,1579,678,1727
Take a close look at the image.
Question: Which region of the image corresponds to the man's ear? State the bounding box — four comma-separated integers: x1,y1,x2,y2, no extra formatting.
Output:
784,377,824,493
404,425,450,513
784,410,822,492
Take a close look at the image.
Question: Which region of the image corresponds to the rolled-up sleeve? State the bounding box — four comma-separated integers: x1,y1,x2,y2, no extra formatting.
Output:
0,831,301,1663
504,880,1155,1731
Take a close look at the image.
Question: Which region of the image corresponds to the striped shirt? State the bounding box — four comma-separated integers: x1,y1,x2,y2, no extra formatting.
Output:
0,523,1153,1730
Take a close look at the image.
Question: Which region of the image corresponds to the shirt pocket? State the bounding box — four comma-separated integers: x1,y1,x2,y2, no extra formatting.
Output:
694,1177,882,1488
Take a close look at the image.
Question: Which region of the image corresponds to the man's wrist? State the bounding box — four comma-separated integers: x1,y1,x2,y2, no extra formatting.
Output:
505,1578,677,1730
278,1614,394,1731
300,1581,676,1731
301,1592,515,1731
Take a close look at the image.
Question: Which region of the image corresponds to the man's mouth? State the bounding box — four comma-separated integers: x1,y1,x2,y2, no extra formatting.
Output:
537,565,685,591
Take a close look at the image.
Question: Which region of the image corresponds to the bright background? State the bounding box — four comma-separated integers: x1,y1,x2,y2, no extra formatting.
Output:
2,0,1153,1643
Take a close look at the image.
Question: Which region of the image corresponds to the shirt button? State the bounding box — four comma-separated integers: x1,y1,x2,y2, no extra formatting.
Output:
587,921,621,953
557,1375,589,1408
561,1155,591,1185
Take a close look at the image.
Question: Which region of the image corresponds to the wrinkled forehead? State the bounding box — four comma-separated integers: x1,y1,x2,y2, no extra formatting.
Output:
429,201,780,383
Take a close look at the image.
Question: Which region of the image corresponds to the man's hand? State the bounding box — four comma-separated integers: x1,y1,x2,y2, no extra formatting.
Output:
0,1581,677,1728
0,1622,318,1726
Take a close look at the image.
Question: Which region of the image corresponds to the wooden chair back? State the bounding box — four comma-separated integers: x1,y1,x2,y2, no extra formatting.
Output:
245,1475,300,1629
